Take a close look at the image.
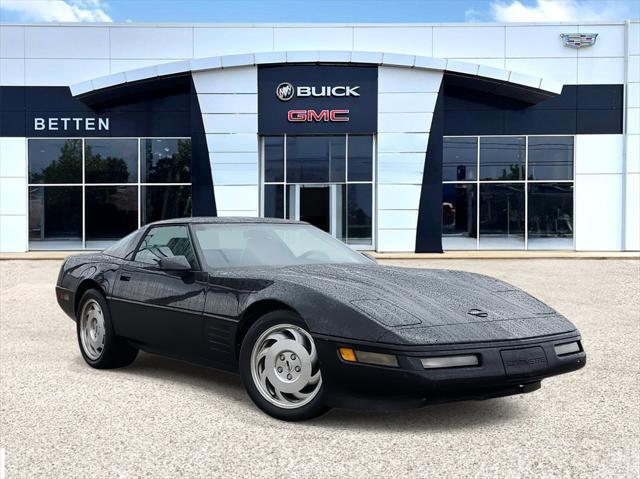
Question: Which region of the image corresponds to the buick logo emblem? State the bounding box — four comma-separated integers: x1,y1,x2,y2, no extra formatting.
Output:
276,82,294,101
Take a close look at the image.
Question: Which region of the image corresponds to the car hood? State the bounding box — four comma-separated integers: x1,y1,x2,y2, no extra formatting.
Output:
247,264,578,345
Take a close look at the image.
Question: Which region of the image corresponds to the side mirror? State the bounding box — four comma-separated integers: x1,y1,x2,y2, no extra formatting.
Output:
158,255,192,272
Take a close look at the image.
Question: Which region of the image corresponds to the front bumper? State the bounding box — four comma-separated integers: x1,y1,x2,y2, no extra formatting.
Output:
313,331,586,411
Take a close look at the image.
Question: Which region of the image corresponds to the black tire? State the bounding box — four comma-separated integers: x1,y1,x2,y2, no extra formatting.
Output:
76,288,138,369
239,310,330,421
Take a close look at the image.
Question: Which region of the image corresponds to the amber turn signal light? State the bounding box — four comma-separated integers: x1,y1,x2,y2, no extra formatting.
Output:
338,347,357,362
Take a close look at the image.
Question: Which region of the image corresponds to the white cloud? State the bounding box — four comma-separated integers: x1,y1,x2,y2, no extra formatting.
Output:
0,0,112,22
490,0,634,22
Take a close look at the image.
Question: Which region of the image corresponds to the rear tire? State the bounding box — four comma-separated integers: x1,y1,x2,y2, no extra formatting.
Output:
239,310,330,421
76,288,138,369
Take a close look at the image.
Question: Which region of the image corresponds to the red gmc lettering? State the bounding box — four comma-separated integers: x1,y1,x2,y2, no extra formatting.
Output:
287,109,350,122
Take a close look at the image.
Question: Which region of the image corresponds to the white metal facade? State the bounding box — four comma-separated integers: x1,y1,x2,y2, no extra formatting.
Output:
0,21,638,252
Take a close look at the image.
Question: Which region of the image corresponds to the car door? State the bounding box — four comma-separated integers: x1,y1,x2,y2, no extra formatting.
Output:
110,224,207,359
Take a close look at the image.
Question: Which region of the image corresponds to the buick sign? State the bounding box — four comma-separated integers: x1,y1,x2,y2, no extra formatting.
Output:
276,82,361,101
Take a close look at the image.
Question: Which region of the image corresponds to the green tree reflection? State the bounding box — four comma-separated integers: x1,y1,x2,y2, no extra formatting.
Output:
85,144,131,183
30,139,82,183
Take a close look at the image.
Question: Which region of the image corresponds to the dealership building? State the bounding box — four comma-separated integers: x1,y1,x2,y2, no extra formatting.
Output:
0,20,638,253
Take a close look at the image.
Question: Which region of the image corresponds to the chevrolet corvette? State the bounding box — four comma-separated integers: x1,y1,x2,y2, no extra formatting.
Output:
56,218,586,421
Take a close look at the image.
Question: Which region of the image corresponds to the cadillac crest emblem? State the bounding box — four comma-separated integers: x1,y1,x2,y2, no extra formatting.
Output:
561,33,598,48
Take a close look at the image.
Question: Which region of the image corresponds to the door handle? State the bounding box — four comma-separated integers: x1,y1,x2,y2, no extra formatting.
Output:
120,274,131,282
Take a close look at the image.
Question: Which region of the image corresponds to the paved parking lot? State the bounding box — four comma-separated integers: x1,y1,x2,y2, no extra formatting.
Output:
1,258,638,478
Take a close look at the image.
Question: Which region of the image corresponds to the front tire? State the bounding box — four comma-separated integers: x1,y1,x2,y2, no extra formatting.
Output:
239,310,330,421
76,288,138,369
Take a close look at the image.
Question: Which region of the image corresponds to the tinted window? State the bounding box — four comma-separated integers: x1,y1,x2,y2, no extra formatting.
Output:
141,185,191,225
528,136,574,180
346,184,372,244
348,135,373,181
528,183,573,248
28,139,82,184
442,184,477,250
264,184,284,218
286,136,345,183
28,186,82,242
85,139,138,183
443,137,477,181
103,229,143,259
264,136,284,182
479,184,525,249
479,137,525,180
141,138,191,183
135,225,197,268
85,186,138,240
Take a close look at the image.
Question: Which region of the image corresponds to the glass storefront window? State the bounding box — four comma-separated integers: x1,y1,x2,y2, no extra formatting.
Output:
85,186,138,244
28,138,192,250
443,137,477,181
262,134,374,249
142,185,192,226
479,137,525,181
29,186,82,248
264,136,284,182
444,135,574,251
141,138,191,183
348,136,373,182
479,184,525,250
286,136,346,183
264,184,284,219
346,184,372,244
28,139,82,184
85,139,138,183
528,183,574,250
442,184,477,250
528,136,574,180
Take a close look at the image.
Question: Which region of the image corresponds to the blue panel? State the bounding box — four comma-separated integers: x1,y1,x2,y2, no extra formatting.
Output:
258,64,377,135
444,83,624,136
415,85,444,253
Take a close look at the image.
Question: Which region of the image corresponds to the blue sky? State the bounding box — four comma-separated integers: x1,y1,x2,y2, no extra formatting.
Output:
0,0,638,23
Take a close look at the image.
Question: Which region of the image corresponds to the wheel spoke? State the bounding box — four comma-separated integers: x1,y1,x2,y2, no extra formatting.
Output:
308,370,321,386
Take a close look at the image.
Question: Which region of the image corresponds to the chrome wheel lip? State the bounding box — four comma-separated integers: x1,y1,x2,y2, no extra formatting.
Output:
79,299,105,361
250,323,322,410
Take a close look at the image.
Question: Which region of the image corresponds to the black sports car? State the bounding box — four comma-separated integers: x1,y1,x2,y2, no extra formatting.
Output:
56,218,586,421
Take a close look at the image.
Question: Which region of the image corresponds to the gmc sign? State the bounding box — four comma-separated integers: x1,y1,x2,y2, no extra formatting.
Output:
287,109,350,122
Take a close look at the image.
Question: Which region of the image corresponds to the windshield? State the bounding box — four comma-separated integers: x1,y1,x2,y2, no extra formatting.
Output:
191,223,371,269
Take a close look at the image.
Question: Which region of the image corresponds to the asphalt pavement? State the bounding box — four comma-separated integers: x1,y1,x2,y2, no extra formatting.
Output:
1,258,638,478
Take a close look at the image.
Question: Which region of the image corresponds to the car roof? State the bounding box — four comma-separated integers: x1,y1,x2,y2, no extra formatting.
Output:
147,216,307,226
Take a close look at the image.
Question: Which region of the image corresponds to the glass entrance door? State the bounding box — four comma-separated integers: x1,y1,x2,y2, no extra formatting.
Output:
299,185,330,233
262,134,375,249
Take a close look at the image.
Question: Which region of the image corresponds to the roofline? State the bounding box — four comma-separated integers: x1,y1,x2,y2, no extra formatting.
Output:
70,49,564,98
0,20,637,27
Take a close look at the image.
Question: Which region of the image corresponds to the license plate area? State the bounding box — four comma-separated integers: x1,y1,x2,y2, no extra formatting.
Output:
501,346,548,376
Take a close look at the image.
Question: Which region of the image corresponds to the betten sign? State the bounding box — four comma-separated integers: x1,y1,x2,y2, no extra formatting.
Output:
258,65,377,134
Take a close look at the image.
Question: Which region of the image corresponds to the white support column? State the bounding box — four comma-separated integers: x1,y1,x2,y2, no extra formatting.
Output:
192,66,260,217
624,20,640,251
0,137,28,252
376,66,443,252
